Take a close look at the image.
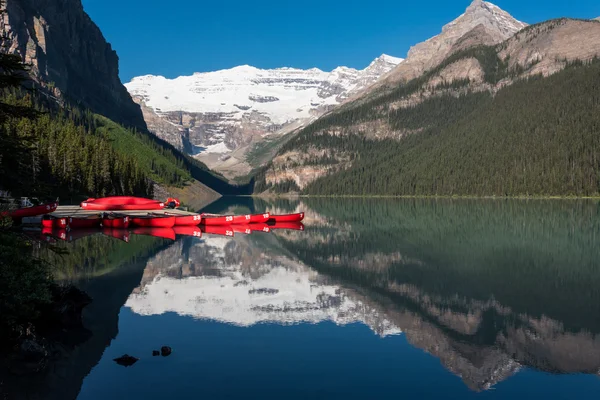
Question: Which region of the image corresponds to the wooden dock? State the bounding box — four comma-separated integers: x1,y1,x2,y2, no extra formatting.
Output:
49,205,197,217
22,205,197,225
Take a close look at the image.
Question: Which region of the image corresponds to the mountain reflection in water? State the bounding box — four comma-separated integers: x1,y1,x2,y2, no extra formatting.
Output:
27,198,600,399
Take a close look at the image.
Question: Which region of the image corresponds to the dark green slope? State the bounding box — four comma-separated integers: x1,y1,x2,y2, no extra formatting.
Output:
0,90,250,199
297,59,600,196
254,36,600,197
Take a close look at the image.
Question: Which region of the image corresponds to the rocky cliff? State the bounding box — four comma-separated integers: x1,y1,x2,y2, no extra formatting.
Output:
0,0,146,130
372,0,527,90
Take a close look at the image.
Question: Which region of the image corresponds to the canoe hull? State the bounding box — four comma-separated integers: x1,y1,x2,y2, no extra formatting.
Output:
232,213,270,225
173,214,202,226
201,215,234,226
9,202,58,219
268,213,304,223
155,213,202,226
202,213,270,226
68,216,102,229
131,216,176,228
102,216,130,229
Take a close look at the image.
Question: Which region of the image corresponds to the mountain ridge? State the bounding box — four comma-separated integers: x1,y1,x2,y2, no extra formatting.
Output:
369,0,527,93
125,54,403,178
256,3,600,195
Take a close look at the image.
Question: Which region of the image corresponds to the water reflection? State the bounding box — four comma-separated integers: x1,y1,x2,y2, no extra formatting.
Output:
23,198,600,399
126,235,400,335
117,198,600,392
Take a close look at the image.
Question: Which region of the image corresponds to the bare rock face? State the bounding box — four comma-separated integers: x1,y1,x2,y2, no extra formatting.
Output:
0,0,146,130
427,57,485,87
498,19,600,78
376,0,527,87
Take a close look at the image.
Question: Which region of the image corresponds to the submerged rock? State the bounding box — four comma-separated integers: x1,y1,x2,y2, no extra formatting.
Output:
160,346,172,357
152,350,160,356
113,354,138,367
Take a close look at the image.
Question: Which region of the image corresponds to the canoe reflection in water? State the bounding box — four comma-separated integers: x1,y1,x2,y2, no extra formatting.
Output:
37,221,305,242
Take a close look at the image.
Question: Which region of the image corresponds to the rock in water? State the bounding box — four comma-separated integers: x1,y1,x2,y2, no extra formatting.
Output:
152,350,160,356
113,354,139,367
160,346,172,357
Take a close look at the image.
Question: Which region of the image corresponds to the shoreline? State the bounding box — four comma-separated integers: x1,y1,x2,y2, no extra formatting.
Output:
233,194,600,201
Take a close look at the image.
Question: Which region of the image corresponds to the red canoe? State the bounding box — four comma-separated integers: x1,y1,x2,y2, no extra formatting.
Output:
131,227,176,240
154,212,202,226
270,222,305,231
41,215,68,229
131,215,176,228
232,213,270,224
102,215,130,229
201,214,234,226
102,228,130,243
80,197,167,211
201,213,270,226
268,212,304,223
67,215,102,229
173,226,203,238
7,202,58,219
201,225,234,237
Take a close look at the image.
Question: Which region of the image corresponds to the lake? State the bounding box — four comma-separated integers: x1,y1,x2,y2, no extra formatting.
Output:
28,198,600,399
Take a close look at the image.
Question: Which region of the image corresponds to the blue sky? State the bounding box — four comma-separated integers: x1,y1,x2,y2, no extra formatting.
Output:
82,0,600,82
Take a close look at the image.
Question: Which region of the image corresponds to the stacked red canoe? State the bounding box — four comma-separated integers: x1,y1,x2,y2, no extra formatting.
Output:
81,196,166,211
32,195,305,241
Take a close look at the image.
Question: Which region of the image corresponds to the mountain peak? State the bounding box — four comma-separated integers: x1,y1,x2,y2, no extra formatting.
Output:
444,1,527,36
377,54,404,65
376,1,527,89
466,0,485,11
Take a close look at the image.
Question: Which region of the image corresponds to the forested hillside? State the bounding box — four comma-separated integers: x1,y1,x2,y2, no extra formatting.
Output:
301,59,600,196
0,87,250,199
255,20,600,197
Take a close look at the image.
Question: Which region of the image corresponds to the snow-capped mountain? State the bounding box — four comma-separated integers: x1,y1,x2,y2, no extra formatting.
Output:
125,55,402,176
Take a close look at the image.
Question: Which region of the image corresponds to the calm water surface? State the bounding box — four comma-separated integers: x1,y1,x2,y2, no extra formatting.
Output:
35,199,600,399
